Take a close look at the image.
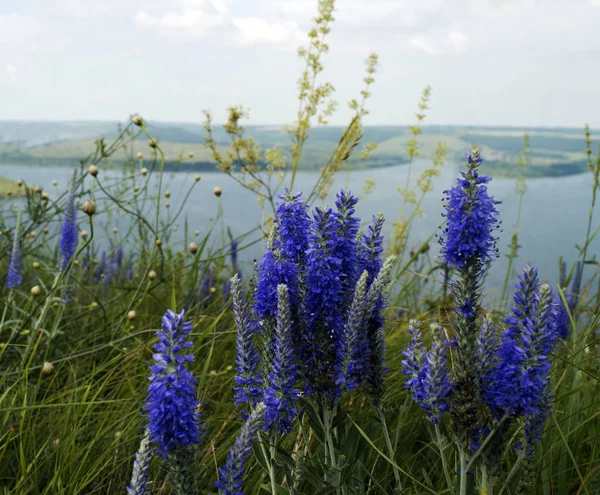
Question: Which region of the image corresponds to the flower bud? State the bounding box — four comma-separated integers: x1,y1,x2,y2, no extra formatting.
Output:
17,179,23,187
52,180,57,186
82,199,96,216
148,138,158,149
213,186,222,197
155,239,162,247
81,230,88,239
164,191,170,198
141,168,148,176
132,115,143,126
147,270,157,280
30,285,41,296
42,361,54,375
88,164,99,177
32,261,41,269
136,152,143,160
195,174,201,182
127,310,137,320
188,242,198,254
41,192,49,201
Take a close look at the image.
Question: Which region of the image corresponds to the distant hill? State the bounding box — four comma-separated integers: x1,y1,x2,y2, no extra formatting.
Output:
0,120,595,178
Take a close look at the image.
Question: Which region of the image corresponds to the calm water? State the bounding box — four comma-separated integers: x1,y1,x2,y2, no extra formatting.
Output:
1,160,598,297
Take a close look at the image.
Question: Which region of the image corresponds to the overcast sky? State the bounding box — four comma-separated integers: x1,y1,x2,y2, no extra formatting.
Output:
1,0,599,127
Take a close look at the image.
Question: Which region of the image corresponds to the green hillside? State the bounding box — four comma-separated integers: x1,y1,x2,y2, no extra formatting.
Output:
0,121,595,178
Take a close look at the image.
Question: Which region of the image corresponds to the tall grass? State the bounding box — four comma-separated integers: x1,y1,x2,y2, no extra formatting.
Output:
0,1,599,494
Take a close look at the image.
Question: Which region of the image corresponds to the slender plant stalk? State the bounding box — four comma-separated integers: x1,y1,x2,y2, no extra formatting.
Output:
378,407,402,492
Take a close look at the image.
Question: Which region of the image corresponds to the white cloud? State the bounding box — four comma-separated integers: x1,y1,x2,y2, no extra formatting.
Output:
209,0,228,15
5,64,17,81
448,30,467,51
232,17,304,45
409,35,438,55
133,10,157,27
133,4,226,35
161,8,225,28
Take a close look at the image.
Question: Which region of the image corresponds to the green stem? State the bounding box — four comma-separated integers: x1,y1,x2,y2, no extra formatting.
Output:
498,453,525,495
434,423,454,495
378,406,402,493
269,434,278,495
459,447,468,495
258,434,274,492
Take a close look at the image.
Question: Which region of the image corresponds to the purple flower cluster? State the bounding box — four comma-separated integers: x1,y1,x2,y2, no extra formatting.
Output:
439,151,500,269
263,285,299,433
232,189,391,431
6,230,22,289
216,403,266,495
58,180,78,271
127,429,153,495
145,309,200,458
487,267,559,425
402,321,451,423
231,274,262,417
275,189,311,263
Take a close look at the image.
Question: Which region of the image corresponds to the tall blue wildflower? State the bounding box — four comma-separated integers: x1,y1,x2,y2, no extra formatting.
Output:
420,324,452,424
145,309,200,458
230,239,239,269
358,213,385,285
403,322,451,423
438,149,500,439
276,190,311,263
333,190,360,297
58,179,78,271
402,320,426,403
264,284,299,433
439,150,500,270
127,430,153,495
303,206,345,398
231,274,262,418
6,228,22,289
216,403,266,495
254,248,298,319
357,213,387,399
343,256,394,402
338,271,370,392
488,272,559,421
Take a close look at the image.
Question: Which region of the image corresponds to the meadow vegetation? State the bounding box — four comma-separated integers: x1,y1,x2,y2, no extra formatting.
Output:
0,1,599,494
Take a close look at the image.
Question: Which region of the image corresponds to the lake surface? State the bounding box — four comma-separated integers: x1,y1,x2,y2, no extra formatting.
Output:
1,160,598,299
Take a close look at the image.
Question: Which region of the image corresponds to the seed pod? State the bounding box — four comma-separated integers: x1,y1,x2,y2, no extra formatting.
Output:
88,164,99,177
213,186,222,197
82,199,97,216
127,310,137,320
132,115,143,126
30,285,41,296
42,361,54,375
188,242,198,254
